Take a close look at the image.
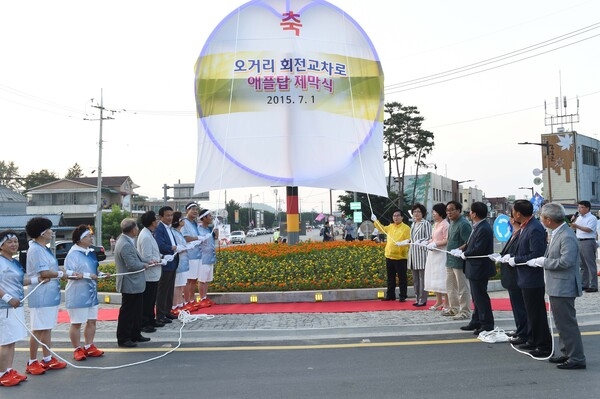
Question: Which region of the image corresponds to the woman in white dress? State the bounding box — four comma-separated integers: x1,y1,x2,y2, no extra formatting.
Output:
424,203,450,310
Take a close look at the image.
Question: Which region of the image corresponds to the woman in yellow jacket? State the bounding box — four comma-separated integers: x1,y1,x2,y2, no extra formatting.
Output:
372,210,411,302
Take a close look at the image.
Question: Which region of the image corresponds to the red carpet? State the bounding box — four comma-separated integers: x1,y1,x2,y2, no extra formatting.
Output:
57,298,516,322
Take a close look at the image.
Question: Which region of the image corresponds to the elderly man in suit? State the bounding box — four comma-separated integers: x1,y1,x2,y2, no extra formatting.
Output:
532,203,586,369
457,202,496,334
115,218,155,348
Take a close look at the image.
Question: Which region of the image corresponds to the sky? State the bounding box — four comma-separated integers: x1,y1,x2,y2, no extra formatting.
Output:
2,0,600,214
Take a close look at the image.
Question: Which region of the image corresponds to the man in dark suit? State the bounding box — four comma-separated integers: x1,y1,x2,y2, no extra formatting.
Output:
154,206,179,324
458,202,496,334
115,218,153,347
495,216,528,345
505,200,552,358
535,203,586,369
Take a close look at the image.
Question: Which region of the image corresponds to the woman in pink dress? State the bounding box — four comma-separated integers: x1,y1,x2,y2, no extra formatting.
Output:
424,203,450,311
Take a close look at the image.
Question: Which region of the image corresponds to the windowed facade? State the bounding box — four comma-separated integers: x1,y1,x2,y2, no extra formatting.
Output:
582,145,598,166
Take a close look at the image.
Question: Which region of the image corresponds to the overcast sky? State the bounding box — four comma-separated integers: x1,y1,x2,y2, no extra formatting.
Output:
1,0,599,213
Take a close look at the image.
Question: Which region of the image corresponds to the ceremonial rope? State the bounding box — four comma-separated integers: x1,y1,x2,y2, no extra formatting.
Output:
15,273,215,370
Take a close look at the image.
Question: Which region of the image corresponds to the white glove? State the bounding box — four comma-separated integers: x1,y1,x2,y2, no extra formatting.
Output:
449,249,462,258
526,257,545,267
176,245,187,253
426,242,437,250
162,254,175,263
460,252,467,260
500,254,511,263
508,257,516,267
371,214,377,222
488,253,502,262
395,239,409,246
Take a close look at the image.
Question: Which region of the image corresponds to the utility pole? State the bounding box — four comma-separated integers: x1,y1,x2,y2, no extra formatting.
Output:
85,89,115,247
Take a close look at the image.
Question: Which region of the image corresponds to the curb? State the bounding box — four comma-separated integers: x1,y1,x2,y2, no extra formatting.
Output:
96,280,506,305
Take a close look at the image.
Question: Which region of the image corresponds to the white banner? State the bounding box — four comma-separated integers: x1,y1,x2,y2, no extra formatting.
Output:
194,0,386,196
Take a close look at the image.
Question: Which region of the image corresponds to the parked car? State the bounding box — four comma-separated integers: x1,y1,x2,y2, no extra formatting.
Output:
246,229,258,237
230,230,246,244
256,227,267,235
53,240,107,265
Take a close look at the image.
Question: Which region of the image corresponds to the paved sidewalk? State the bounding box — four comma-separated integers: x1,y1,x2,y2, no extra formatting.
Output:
46,287,600,345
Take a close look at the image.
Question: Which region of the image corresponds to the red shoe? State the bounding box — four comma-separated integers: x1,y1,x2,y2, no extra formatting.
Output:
84,344,104,357
191,301,202,310
198,299,212,308
25,361,46,375
205,298,216,306
0,372,20,387
183,302,196,312
73,347,87,361
41,357,67,370
7,369,27,382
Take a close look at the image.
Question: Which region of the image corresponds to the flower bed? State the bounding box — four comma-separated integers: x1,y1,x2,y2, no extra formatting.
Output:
96,240,500,293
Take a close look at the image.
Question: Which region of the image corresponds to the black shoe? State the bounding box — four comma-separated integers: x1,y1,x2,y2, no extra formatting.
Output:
399,298,406,303
505,330,517,338
152,320,166,327
529,348,552,358
141,326,157,333
556,360,586,370
412,302,419,307
132,336,151,343
158,317,172,324
118,340,137,348
164,314,178,320
460,324,480,331
381,298,395,301
414,303,427,307
549,355,569,364
508,336,527,345
473,327,492,335
517,342,536,350
584,288,598,292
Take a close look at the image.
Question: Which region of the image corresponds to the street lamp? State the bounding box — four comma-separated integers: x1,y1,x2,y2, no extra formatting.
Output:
518,141,552,201
457,179,474,185
518,186,534,198
518,141,550,155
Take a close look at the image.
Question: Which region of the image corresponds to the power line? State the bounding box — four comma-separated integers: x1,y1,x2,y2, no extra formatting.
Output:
385,23,600,94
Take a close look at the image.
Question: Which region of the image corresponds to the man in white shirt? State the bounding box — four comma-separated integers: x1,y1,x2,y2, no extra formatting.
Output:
570,200,598,292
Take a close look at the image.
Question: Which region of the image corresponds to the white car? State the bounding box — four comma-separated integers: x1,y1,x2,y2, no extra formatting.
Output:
230,230,246,244
246,229,258,237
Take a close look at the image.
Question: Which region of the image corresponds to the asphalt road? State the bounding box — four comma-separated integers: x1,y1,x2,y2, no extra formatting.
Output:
9,329,600,398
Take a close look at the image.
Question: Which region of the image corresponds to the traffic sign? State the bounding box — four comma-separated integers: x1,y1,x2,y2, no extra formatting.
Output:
493,214,512,242
350,202,361,210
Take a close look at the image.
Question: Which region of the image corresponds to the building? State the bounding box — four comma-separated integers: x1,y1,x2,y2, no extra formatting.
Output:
402,173,482,218
540,130,600,209
26,176,139,226
0,184,27,215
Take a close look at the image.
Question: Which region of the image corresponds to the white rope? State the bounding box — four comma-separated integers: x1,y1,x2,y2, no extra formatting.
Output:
509,295,556,361
13,307,215,371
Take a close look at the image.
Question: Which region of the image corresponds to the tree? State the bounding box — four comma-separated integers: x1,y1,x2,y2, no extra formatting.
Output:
23,169,59,190
0,161,22,191
337,190,404,225
102,205,130,247
65,163,83,179
383,102,434,208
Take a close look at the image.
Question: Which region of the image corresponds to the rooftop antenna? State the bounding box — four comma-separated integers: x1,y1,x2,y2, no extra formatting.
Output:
544,71,579,133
